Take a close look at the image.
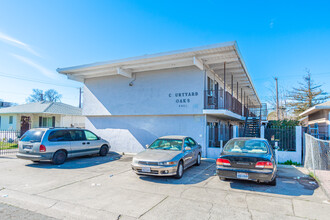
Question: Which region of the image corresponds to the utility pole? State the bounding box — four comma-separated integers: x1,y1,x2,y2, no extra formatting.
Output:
79,87,82,108
275,77,279,120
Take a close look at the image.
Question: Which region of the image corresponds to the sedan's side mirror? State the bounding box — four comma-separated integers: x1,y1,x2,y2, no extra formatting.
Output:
145,144,149,148
185,146,192,151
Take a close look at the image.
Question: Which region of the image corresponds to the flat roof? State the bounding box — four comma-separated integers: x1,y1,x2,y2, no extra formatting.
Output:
299,101,330,117
57,41,260,106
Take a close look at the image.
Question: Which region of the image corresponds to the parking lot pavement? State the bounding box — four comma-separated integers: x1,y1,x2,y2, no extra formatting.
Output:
0,202,57,220
0,152,329,220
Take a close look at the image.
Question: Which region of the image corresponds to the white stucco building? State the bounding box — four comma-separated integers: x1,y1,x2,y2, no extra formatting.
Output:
57,42,261,158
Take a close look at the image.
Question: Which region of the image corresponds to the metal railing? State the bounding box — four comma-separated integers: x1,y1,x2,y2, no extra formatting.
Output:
204,90,243,116
0,130,20,155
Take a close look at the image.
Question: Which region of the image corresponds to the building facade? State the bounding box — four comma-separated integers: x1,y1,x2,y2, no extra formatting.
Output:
300,101,330,140
58,42,261,158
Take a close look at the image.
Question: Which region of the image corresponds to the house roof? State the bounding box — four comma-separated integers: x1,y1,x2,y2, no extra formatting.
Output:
0,101,82,115
299,101,330,117
57,41,261,106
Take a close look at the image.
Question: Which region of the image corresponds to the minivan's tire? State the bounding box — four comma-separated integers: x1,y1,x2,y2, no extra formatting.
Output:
195,153,201,166
52,150,67,165
99,145,109,156
174,161,184,179
268,177,277,186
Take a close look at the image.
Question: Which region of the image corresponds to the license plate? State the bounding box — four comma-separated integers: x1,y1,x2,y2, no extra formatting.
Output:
237,172,248,179
23,145,33,150
141,167,151,173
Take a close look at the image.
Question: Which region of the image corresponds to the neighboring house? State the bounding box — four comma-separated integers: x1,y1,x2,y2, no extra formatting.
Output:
57,41,261,158
0,101,85,135
299,101,330,140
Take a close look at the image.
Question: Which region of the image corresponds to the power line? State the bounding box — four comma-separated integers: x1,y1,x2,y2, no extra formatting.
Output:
0,72,81,88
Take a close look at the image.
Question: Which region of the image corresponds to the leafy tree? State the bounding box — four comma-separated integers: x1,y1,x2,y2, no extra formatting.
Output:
26,89,62,103
288,70,329,116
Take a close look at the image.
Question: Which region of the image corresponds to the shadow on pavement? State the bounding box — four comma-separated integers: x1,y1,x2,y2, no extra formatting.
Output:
25,151,123,169
228,166,319,196
138,159,216,185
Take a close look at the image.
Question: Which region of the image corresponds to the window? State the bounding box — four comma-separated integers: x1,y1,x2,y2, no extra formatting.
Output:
84,130,98,141
188,138,197,146
42,117,52,127
48,130,72,142
149,139,183,151
0,116,1,128
69,130,86,141
21,130,45,142
9,116,13,124
223,139,269,154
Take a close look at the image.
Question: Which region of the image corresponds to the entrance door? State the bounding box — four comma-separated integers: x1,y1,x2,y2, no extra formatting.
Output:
20,116,30,136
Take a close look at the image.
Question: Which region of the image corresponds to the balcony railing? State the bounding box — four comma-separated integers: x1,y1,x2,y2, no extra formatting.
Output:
204,90,243,116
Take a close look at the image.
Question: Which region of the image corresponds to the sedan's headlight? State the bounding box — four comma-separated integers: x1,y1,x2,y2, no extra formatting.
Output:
158,161,176,166
132,158,139,164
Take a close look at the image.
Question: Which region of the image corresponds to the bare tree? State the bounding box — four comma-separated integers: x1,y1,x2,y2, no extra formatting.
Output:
267,80,290,120
44,89,62,102
288,70,329,116
26,89,62,103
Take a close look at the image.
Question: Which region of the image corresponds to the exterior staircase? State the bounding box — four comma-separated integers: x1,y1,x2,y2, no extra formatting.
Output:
243,117,260,137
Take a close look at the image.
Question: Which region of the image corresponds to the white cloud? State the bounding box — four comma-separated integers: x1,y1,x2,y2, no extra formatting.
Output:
11,54,58,79
0,32,41,57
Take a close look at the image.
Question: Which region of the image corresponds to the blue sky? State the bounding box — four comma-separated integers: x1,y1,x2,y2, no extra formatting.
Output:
0,0,330,108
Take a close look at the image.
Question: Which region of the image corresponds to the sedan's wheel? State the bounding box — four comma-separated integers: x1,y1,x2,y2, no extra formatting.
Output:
99,145,109,156
268,177,277,186
195,153,201,166
52,150,67,165
174,161,184,179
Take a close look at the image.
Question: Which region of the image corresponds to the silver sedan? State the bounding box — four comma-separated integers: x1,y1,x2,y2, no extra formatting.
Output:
131,136,202,179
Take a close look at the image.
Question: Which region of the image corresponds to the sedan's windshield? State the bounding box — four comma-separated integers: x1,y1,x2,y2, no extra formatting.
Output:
20,130,45,142
223,139,269,154
149,139,183,151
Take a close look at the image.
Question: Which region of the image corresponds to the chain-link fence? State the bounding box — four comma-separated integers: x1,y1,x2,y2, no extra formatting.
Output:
304,133,330,174
0,130,20,155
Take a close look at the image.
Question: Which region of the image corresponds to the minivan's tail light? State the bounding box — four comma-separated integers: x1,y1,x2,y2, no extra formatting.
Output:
39,145,46,152
255,161,273,169
216,158,231,166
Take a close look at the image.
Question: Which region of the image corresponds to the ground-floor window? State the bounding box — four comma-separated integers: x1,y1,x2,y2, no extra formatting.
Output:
207,122,232,148
39,116,55,128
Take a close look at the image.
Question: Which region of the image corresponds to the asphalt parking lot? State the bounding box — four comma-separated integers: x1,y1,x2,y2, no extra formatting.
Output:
0,152,329,220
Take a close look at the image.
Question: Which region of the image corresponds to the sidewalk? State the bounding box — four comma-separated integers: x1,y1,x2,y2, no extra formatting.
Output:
315,170,330,200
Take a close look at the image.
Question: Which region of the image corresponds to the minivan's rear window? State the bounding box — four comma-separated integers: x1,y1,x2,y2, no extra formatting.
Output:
223,139,269,154
20,130,45,142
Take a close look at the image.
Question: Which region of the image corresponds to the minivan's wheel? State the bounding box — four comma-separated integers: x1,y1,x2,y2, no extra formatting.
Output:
99,145,109,156
268,177,277,186
174,161,184,179
52,150,67,165
195,153,201,166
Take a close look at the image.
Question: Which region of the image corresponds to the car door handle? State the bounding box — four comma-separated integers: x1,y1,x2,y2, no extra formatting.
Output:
82,142,86,145
87,142,90,145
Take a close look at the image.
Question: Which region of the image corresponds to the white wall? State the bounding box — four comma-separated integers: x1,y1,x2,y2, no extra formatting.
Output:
61,115,85,128
83,66,204,116
85,115,206,154
0,114,17,130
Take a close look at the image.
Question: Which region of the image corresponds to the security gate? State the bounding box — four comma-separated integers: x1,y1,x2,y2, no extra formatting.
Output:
264,126,296,151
